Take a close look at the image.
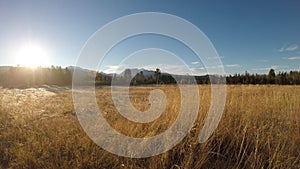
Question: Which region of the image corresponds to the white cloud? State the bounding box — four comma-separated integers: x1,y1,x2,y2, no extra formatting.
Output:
195,64,240,69
103,65,126,74
278,47,285,52
225,64,240,68
278,44,298,52
270,65,284,69
287,56,300,60
192,67,205,70
191,61,199,65
252,67,269,71
252,65,289,71
286,44,298,51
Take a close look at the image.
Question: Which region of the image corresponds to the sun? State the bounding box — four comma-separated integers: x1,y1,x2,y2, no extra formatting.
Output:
15,43,49,68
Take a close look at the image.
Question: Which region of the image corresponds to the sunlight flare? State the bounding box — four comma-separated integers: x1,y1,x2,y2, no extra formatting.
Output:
15,43,49,68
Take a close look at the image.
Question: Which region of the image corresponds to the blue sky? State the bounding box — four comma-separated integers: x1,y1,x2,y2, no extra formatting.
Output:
0,0,299,75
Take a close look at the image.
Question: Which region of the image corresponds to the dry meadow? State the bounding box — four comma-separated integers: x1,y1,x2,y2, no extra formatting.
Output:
0,85,299,168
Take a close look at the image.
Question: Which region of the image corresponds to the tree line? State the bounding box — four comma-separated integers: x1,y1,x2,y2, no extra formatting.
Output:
96,68,300,85
0,66,72,88
0,67,299,88
226,69,300,85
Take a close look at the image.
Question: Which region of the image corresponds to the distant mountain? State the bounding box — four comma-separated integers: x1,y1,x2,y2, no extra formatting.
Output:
66,66,90,72
118,68,170,78
65,66,171,78
119,68,152,77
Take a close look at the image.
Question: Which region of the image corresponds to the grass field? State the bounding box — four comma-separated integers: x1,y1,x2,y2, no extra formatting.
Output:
0,85,299,168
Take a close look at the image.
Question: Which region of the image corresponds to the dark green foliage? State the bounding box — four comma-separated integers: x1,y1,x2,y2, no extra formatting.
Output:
226,69,300,85
154,68,161,84
268,69,276,84
95,72,112,85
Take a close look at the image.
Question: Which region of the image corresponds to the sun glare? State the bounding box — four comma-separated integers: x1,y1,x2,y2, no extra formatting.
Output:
16,44,49,68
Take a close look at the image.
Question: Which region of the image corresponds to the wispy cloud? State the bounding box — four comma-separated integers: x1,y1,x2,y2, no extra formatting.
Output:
286,44,298,51
278,44,298,52
225,64,240,68
252,67,269,71
287,56,300,60
278,47,284,52
191,61,199,65
252,65,289,71
270,65,288,69
191,67,205,71
197,64,240,69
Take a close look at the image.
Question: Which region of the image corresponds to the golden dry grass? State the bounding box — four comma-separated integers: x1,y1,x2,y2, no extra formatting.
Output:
0,85,299,168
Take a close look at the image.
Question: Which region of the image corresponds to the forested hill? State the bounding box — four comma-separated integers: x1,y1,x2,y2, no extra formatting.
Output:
0,66,299,88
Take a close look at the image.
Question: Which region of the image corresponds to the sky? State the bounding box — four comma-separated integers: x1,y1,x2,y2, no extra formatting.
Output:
0,0,300,75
